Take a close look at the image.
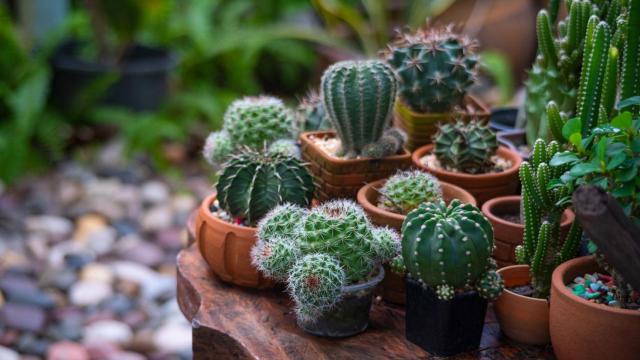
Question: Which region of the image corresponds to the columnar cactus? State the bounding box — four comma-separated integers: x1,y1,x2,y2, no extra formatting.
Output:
433,119,498,174
401,200,503,300
296,90,331,133
379,170,442,214
321,60,398,158
216,150,314,226
621,0,640,114
384,25,478,113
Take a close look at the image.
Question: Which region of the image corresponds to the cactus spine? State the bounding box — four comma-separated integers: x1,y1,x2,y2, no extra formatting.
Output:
296,90,331,133
621,0,640,113
433,119,498,174
379,170,443,214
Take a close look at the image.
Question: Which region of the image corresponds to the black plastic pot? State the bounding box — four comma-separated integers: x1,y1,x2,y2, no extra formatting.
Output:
51,41,178,112
297,266,384,337
497,128,530,160
405,278,488,357
489,107,518,132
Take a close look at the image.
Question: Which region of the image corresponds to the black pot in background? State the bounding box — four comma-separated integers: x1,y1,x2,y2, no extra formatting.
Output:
405,278,488,357
489,107,518,132
496,128,530,161
51,41,178,112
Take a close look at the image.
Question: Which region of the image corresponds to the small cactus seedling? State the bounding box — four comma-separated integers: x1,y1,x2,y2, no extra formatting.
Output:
296,90,331,133
379,170,443,214
433,119,498,174
268,139,300,158
202,130,234,165
401,199,503,301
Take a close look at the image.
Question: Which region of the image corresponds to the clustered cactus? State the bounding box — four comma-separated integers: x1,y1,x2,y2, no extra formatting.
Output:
216,149,314,226
295,90,331,133
433,119,498,174
401,200,503,301
321,60,403,158
378,170,443,214
252,200,400,321
384,25,478,114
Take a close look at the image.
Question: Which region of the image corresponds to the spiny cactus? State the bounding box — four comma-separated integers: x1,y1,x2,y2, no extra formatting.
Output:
389,255,406,275
257,203,307,242
379,170,442,214
251,236,301,281
384,24,478,113
515,139,583,298
621,0,640,114
296,90,331,133
216,150,314,226
321,60,398,158
401,199,503,300
433,119,498,174
268,139,300,158
202,130,233,165
360,128,407,159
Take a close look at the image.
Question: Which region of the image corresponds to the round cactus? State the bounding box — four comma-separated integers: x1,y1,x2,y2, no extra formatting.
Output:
268,139,300,158
202,130,234,165
433,119,498,174
401,199,502,300
251,236,301,281
223,96,295,149
476,268,504,300
384,25,478,113
257,203,307,243
371,226,402,261
389,255,406,275
216,150,314,225
379,170,442,214
296,90,331,133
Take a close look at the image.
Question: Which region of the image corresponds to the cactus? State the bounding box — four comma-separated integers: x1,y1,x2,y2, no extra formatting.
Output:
216,149,314,226
256,203,307,242
379,170,443,214
384,25,478,113
251,236,301,281
389,255,406,275
321,60,398,158
360,128,407,159
401,199,503,301
202,130,233,165
621,0,640,114
516,139,583,298
433,119,498,174
296,90,331,132
268,139,300,158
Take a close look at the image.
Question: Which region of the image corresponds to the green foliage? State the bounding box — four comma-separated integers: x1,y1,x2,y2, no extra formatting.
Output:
433,119,498,174
401,200,502,301
379,170,443,215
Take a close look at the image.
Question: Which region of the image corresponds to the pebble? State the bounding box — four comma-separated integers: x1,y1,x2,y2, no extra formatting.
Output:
141,181,170,205
0,345,19,360
152,322,191,353
69,281,113,306
121,242,165,268
47,341,89,360
25,215,73,242
141,205,173,232
0,303,46,332
568,272,640,308
80,263,114,284
73,214,108,242
84,320,133,345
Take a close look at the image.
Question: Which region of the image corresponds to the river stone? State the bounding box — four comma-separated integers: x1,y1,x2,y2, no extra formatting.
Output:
83,320,133,345
69,281,112,307
47,341,89,360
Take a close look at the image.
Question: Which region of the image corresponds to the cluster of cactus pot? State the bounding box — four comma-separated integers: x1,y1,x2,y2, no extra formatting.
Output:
433,119,498,174
379,169,443,214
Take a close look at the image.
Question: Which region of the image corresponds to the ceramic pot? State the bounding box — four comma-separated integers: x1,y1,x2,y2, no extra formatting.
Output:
494,265,549,345
195,194,273,289
550,256,640,360
411,144,522,205
300,131,412,201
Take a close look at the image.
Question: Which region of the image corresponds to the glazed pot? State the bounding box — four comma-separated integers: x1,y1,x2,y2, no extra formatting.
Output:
494,265,549,345
550,256,640,360
195,194,273,289
411,144,522,205
393,95,490,151
298,266,385,337
405,278,488,357
482,196,575,268
300,131,412,201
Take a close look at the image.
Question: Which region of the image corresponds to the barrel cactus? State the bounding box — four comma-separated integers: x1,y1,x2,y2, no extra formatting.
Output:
384,25,478,113
433,119,498,174
401,200,503,300
321,60,398,158
216,150,314,226
379,170,442,214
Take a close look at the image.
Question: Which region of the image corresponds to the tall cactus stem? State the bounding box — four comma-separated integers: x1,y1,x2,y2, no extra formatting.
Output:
621,0,640,111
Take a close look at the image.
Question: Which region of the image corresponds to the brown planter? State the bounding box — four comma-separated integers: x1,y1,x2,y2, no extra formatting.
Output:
357,179,476,305
550,256,640,360
195,194,274,289
393,96,490,151
300,131,412,201
494,265,550,345
482,196,575,268
412,144,522,205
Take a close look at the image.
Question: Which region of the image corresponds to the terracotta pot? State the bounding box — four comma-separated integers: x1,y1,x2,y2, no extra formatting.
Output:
411,144,522,205
300,131,412,201
494,265,550,345
550,256,640,360
482,196,575,268
195,194,274,289
393,96,490,151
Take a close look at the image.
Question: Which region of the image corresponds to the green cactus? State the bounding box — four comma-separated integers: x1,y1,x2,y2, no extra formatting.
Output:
433,119,498,174
202,130,233,165
257,203,307,242
389,255,406,275
379,170,442,214
401,199,503,301
224,96,295,149
216,150,314,226
268,139,300,158
621,0,640,114
251,236,301,281
296,90,331,133
321,60,398,158
384,25,478,113
360,128,407,159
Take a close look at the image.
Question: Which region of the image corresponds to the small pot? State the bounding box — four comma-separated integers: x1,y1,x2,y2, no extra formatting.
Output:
393,95,490,151
550,256,640,360
494,265,549,345
195,194,274,289
298,266,385,337
411,144,522,205
300,131,412,201
489,107,518,132
482,196,575,268
497,129,530,160
405,278,488,357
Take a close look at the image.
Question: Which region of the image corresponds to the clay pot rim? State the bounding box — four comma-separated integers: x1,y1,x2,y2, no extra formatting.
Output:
199,193,256,234
412,144,523,181
395,95,490,119
482,196,575,230
299,131,411,164
497,264,548,304
552,255,640,316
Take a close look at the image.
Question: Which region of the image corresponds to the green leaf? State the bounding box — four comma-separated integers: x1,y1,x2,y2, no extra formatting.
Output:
596,137,607,162
611,111,633,129
618,165,638,182
563,117,582,140
550,152,580,166
606,152,627,170
612,184,634,197
569,132,583,148
616,96,640,110
569,162,601,176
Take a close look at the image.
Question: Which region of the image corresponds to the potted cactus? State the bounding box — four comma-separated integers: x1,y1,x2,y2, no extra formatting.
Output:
196,149,314,288
412,119,522,204
252,200,399,337
383,25,490,150
299,60,412,201
400,200,503,356
295,89,332,133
